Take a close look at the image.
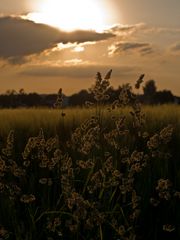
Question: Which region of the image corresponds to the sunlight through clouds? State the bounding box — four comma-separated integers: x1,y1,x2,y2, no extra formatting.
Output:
25,0,107,32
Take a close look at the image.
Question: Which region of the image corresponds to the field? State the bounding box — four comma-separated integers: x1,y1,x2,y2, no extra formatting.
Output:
0,104,179,137
0,75,180,240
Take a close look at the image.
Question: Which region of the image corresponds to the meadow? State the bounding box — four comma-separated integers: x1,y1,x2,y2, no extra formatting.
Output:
0,104,179,137
0,71,180,240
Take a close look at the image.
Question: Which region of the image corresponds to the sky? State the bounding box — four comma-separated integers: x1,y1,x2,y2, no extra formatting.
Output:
0,0,180,95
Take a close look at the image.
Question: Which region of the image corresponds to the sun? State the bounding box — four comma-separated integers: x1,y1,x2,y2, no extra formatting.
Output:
26,0,107,32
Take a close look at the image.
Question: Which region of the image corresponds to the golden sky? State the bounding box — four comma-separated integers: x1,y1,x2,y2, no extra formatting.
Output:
0,0,180,95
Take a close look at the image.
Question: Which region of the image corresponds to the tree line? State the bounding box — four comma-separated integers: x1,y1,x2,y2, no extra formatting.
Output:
0,80,179,108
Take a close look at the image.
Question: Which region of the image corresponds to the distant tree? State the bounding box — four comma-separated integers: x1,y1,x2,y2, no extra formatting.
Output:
143,80,157,96
154,90,174,104
16,88,26,106
6,89,17,96
4,89,18,107
19,88,25,95
143,80,157,104
26,93,42,107
69,90,93,106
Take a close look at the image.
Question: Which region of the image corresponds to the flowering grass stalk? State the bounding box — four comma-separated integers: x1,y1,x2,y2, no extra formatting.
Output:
0,70,179,240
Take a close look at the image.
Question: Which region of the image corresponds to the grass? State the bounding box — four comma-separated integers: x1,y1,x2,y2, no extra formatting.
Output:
0,104,179,136
0,71,180,240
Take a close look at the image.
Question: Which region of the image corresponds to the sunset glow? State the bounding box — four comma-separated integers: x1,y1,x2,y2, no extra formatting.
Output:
26,0,107,31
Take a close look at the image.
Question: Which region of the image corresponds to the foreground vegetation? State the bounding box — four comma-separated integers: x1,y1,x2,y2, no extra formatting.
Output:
0,71,180,240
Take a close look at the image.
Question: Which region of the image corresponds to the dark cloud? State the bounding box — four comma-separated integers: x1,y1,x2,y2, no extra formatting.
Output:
139,47,153,55
62,30,115,44
109,42,152,55
0,16,115,63
20,64,137,79
114,42,149,51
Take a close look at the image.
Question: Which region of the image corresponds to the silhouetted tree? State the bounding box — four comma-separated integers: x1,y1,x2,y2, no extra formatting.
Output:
69,90,93,106
154,90,174,104
143,80,157,104
19,88,25,95
143,80,157,96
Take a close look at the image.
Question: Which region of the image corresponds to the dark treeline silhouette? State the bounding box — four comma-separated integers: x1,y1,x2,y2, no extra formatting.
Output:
0,81,180,108
0,89,57,108
139,80,176,104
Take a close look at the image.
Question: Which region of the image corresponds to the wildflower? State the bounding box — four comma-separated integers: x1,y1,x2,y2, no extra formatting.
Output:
163,224,175,232
23,160,30,167
54,88,63,108
147,134,159,150
39,178,48,185
39,178,53,186
22,137,38,159
159,125,173,144
85,101,94,108
20,194,36,203
129,151,147,173
156,179,172,200
104,156,113,172
90,70,111,102
71,119,100,155
131,190,141,209
118,225,126,236
2,130,14,157
47,217,61,232
119,177,134,195
118,84,132,106
45,136,59,152
76,159,95,169
135,74,145,89
112,170,122,178
11,165,25,177
120,147,129,156
156,179,172,190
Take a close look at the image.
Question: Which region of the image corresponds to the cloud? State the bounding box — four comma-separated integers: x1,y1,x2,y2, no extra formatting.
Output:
64,58,83,65
106,23,145,36
108,41,153,56
145,27,180,35
170,42,180,52
0,16,115,63
139,47,153,55
72,45,85,52
0,1,30,14
20,64,137,79
62,30,115,43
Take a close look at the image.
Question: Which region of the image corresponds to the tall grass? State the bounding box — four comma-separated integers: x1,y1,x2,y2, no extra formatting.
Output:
0,105,179,136
0,71,180,240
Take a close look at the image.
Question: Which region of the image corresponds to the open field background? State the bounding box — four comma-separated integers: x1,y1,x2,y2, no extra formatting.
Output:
0,104,180,136
0,105,179,158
